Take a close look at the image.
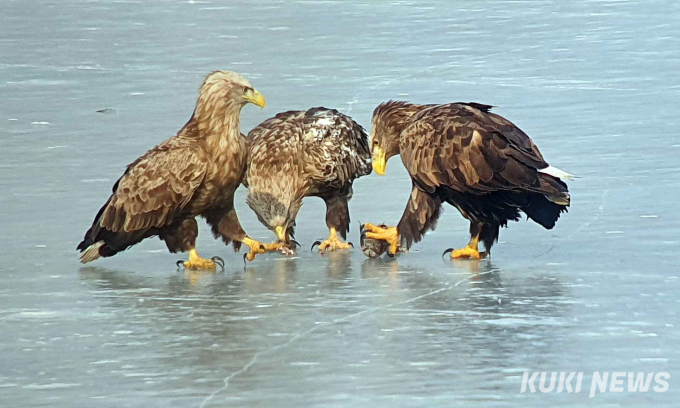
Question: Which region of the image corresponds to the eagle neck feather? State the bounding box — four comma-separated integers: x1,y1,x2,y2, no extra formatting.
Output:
192,97,243,155
374,100,427,159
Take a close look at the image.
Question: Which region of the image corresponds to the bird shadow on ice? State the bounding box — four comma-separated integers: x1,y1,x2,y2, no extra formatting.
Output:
359,254,499,280
242,257,300,294
78,265,243,297
242,251,357,292
354,257,572,372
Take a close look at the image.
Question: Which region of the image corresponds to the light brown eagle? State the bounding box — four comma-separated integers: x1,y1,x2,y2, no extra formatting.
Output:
244,107,372,253
362,101,572,259
77,70,271,269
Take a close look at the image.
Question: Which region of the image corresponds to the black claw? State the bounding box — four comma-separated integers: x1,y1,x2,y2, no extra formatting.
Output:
442,248,454,258
176,260,185,268
311,240,321,252
348,242,354,248
211,256,225,270
243,253,248,265
290,239,301,248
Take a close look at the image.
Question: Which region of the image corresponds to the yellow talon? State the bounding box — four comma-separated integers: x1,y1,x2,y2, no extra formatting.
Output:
314,228,353,252
450,246,485,259
363,223,399,255
242,237,266,262
263,242,286,252
181,248,221,270
445,235,486,260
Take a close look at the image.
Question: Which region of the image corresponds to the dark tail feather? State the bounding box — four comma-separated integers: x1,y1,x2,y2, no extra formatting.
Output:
78,196,153,262
522,195,568,230
77,197,111,252
77,227,94,252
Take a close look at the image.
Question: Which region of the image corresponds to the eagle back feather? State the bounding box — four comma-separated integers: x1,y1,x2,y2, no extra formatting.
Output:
400,103,566,201
247,107,371,198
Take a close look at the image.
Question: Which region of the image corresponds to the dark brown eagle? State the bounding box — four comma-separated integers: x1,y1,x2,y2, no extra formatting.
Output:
362,101,572,259
244,107,371,253
77,70,271,269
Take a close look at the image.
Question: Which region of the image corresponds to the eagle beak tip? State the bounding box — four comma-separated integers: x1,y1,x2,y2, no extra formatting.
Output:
245,89,266,108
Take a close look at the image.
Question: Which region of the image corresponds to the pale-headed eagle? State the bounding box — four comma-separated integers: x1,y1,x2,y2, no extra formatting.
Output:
362,101,571,259
244,107,371,253
77,70,272,269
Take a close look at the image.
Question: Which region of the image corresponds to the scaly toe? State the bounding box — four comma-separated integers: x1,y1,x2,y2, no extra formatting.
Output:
450,247,483,260
315,239,352,252
362,222,386,233
183,258,218,270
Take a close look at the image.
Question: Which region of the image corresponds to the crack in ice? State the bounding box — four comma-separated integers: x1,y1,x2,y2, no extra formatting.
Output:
198,272,474,407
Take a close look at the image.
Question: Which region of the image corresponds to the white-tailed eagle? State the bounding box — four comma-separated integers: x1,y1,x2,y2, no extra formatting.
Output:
77,70,271,269
244,107,371,253
362,101,571,259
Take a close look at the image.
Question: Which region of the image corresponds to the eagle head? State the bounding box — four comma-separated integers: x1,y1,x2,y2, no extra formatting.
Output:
370,100,423,175
198,70,266,113
246,192,301,243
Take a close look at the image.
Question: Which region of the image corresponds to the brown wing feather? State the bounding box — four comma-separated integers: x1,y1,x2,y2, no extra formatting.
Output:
401,103,553,196
247,108,371,197
100,141,207,233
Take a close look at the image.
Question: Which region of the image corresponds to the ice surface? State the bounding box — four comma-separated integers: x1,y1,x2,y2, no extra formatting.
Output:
1,0,679,406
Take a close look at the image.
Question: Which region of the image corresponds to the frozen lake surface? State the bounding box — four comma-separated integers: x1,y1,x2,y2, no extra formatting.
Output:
1,0,679,406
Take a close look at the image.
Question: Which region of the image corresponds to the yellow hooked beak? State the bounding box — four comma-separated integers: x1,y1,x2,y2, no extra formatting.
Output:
275,226,286,242
372,146,387,176
243,88,266,108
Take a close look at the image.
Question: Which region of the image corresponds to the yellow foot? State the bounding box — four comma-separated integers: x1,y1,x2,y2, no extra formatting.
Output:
443,246,486,260
242,237,267,262
312,228,353,253
263,241,296,256
177,249,224,270
362,223,399,255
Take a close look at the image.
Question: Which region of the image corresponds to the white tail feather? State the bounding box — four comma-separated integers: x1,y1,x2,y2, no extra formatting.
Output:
80,241,104,263
538,165,576,181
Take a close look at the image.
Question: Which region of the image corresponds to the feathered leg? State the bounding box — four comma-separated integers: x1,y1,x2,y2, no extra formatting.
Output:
203,198,280,262
313,195,353,252
160,218,224,270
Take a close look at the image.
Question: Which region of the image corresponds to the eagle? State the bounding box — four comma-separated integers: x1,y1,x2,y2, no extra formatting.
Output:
244,107,371,253
362,101,572,259
77,70,272,269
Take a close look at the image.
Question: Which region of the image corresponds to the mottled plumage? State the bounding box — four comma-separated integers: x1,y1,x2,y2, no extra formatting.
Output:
78,70,268,266
365,100,571,258
245,107,371,249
